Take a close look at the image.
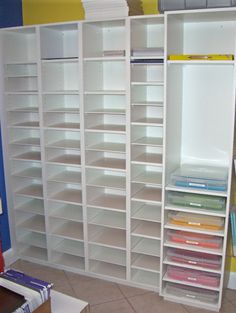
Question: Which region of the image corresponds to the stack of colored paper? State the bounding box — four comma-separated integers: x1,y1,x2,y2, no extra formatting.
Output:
82,0,129,20
230,207,236,256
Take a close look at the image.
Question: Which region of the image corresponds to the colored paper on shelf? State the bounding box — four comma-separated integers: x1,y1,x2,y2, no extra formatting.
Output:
168,54,234,61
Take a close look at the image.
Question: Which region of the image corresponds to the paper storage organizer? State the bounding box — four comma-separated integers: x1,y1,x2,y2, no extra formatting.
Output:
165,283,219,304
168,212,224,231
166,266,220,288
170,164,228,191
167,230,223,250
166,248,221,269
167,191,226,211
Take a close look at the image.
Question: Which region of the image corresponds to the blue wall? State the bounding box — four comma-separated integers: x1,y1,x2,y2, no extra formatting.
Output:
0,0,23,28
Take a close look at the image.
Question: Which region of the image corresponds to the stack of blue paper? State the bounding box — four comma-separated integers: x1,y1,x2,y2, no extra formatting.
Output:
230,209,236,257
0,269,53,313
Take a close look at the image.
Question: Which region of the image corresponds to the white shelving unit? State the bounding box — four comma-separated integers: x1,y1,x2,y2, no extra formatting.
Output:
159,9,236,312
0,9,236,311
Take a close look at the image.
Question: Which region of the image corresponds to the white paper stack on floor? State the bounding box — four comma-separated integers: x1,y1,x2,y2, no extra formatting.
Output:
82,0,129,20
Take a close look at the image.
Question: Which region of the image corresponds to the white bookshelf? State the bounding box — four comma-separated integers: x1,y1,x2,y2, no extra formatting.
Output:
1,9,236,311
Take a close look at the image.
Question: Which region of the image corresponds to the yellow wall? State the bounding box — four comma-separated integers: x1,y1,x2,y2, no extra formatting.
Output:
141,0,159,14
23,0,85,25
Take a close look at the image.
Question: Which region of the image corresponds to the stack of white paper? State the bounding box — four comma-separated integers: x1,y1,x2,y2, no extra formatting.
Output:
82,0,129,20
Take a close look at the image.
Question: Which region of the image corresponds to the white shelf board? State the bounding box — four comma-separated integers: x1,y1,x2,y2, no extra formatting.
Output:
17,215,45,233
165,204,226,218
50,206,83,222
48,154,81,166
53,239,84,257
164,241,223,256
13,151,41,162
131,101,163,107
89,211,126,229
132,204,162,222
7,107,38,112
11,121,39,128
89,227,126,249
132,152,162,165
42,58,78,63
43,91,79,95
84,56,125,62
167,60,234,65
87,157,125,171
164,223,224,237
162,273,220,292
131,117,163,126
19,232,46,249
85,109,125,115
51,221,84,241
166,184,228,198
49,189,82,204
131,81,164,86
86,142,125,153
15,199,44,215
44,108,79,114
132,221,161,239
132,172,162,186
89,260,126,280
132,254,160,273
86,124,125,133
132,186,162,203
88,194,126,212
46,122,80,130
13,167,42,179
52,253,85,270
163,257,221,274
48,171,81,184
20,246,48,261
89,246,126,266
46,139,80,150
11,138,40,146
15,184,43,199
132,137,163,147
87,174,126,190
84,90,126,95
132,238,160,257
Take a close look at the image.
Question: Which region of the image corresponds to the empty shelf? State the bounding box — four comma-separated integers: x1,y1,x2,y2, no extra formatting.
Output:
47,139,80,150
12,121,39,128
50,205,83,222
133,137,163,146
132,254,160,272
132,153,162,165
49,189,82,204
87,124,125,133
13,167,42,179
89,211,126,229
52,221,84,240
90,260,126,280
88,157,125,171
16,184,43,198
15,199,44,215
53,239,84,257
87,175,126,189
86,108,125,115
132,204,161,222
132,221,161,239
86,142,125,153
132,187,162,203
89,226,126,249
132,238,160,257
13,151,41,161
132,118,163,125
17,215,45,233
52,253,85,270
88,194,126,211
132,172,162,186
19,232,46,248
48,171,81,184
11,138,40,146
20,246,47,261
47,122,80,130
89,245,126,266
48,154,81,165
132,269,159,287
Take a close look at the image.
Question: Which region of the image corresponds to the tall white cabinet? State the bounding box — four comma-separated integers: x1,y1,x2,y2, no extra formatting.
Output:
1,8,236,312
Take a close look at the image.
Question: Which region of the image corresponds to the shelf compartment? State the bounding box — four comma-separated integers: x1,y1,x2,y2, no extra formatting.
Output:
5,75,38,92
50,236,84,257
132,237,160,257
16,214,45,233
132,145,162,165
44,112,80,130
43,94,79,113
85,113,125,133
131,164,162,186
6,93,38,112
48,181,82,204
131,85,164,104
9,128,40,146
3,28,37,63
132,185,162,203
131,253,160,273
47,163,81,184
46,148,81,166
131,63,164,83
89,259,126,280
89,244,126,266
88,207,126,229
87,186,126,211
86,151,125,171
40,24,79,60
132,125,163,146
86,168,126,189
15,182,43,199
14,196,44,215
131,105,163,126
50,218,84,241
48,201,83,222
85,132,125,153
51,251,85,270
131,268,159,288
83,20,125,58
42,61,79,92
84,60,126,93
45,129,80,150
11,145,41,162
84,94,125,114
5,62,37,77
88,224,126,249
17,229,47,249
11,160,42,179
131,202,162,223
132,220,161,239
19,245,48,261
8,111,39,128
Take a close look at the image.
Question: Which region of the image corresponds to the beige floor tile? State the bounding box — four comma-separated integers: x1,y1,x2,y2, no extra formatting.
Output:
184,305,218,313
223,288,236,302
65,270,96,284
117,283,151,298
68,276,125,305
220,300,236,313
128,293,188,313
90,299,136,313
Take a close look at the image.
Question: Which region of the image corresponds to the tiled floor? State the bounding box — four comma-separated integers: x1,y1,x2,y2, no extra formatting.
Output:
10,260,236,313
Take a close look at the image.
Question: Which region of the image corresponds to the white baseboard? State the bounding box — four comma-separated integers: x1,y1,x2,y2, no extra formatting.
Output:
3,248,19,268
226,271,236,290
